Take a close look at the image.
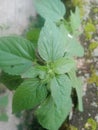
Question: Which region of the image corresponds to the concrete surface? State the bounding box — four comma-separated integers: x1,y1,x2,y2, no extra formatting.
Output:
0,0,36,130
0,0,36,36
0,91,19,130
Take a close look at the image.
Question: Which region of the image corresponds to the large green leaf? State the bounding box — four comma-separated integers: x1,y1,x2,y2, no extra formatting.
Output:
50,75,72,108
12,79,47,113
59,24,84,57
36,75,72,129
36,96,72,130
53,57,76,74
38,21,66,62
34,0,65,22
0,36,35,75
68,70,83,111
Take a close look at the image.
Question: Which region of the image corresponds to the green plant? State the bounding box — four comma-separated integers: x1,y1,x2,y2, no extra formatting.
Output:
0,94,8,121
0,0,84,129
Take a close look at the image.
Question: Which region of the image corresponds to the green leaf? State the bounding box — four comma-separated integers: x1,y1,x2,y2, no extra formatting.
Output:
0,95,8,108
36,75,72,129
12,79,47,113
38,21,66,62
21,65,47,80
53,57,76,74
59,24,84,57
50,75,72,108
0,36,35,75
0,95,8,121
0,113,8,121
68,70,83,111
70,7,81,35
26,28,40,48
34,0,66,22
21,66,40,78
36,96,72,130
0,71,23,90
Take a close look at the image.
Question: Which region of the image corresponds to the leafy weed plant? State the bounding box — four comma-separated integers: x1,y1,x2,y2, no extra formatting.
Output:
0,0,84,129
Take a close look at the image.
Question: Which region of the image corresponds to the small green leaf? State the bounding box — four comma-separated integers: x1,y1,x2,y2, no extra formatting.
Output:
36,96,72,130
70,7,81,35
0,95,8,121
68,70,83,111
59,24,84,57
0,95,8,108
38,21,66,62
21,65,47,80
0,113,8,121
12,79,47,113
0,36,35,75
34,0,66,22
53,57,76,74
21,66,40,78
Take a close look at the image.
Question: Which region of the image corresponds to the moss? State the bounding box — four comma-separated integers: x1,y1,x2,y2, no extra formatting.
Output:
88,71,98,86
85,118,97,130
84,19,96,40
93,7,98,13
89,42,98,52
